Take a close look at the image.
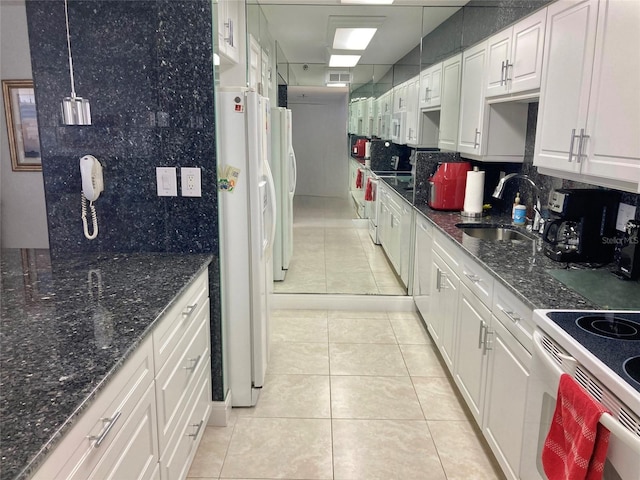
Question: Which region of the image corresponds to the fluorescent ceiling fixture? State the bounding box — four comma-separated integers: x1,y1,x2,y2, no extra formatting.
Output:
333,28,377,50
327,82,347,87
340,0,394,4
329,55,361,67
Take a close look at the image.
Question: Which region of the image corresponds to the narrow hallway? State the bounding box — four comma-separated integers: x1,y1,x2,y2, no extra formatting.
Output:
187,309,504,480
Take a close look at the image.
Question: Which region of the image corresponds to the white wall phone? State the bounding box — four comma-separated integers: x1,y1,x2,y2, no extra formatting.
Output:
80,155,103,240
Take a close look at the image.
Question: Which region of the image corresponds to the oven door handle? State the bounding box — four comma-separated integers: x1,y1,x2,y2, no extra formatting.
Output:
533,331,640,455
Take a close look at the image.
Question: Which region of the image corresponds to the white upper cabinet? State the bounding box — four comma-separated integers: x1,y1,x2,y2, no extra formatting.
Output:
486,8,547,97
419,62,443,110
438,53,462,151
534,0,640,192
405,75,420,145
458,41,489,155
218,0,241,64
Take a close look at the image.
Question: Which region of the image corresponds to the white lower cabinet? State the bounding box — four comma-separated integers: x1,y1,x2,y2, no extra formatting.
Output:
483,313,531,480
33,270,212,480
378,182,411,289
454,283,491,424
416,213,533,480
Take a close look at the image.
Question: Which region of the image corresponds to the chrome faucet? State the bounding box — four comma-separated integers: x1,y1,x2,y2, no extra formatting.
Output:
492,173,545,232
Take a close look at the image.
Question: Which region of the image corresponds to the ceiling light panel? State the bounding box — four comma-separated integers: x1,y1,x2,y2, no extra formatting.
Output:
329,55,361,67
333,28,377,50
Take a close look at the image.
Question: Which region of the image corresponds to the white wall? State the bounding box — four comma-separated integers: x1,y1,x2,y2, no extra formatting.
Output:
289,87,348,198
1,0,49,248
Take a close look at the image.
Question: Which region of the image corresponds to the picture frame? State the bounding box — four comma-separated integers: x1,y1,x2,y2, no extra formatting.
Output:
2,79,41,172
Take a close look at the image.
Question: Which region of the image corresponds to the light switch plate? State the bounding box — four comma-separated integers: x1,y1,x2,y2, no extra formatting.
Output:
156,167,177,196
616,203,637,231
181,167,202,197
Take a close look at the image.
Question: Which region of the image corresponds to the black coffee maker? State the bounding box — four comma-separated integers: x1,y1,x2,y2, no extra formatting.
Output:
617,220,640,279
542,189,620,263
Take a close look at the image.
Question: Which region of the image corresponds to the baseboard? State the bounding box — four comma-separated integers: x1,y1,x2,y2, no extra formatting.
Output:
208,390,232,426
272,293,416,311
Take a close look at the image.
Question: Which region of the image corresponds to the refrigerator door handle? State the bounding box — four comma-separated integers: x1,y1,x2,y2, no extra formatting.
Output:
264,158,277,254
289,147,297,195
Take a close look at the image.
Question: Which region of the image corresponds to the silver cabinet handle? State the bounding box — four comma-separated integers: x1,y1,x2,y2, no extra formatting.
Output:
473,128,481,148
182,303,198,321
505,61,513,83
568,128,579,163
483,326,493,355
500,60,506,86
499,305,521,323
225,19,234,47
478,321,486,349
577,128,588,164
188,419,204,439
183,354,202,373
89,411,121,448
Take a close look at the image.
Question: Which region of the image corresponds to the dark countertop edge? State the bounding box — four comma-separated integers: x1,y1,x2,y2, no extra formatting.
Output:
13,254,213,480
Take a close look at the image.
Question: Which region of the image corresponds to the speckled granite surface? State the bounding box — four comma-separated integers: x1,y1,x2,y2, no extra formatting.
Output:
0,250,212,480
376,176,608,311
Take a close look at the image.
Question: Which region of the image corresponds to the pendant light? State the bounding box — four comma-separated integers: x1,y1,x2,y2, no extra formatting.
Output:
61,0,91,125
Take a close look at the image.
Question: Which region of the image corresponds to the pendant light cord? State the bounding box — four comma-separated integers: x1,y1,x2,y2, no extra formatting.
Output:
64,0,77,98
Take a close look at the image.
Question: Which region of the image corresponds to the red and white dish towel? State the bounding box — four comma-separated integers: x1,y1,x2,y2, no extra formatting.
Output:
542,373,611,480
356,169,363,189
364,178,373,201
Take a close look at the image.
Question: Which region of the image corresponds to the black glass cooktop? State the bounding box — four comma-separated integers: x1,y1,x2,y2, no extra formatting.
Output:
547,311,640,393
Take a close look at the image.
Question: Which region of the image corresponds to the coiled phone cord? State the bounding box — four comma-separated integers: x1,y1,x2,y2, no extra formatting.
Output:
81,193,99,240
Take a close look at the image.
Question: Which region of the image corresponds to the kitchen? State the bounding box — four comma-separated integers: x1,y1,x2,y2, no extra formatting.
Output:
1,0,639,479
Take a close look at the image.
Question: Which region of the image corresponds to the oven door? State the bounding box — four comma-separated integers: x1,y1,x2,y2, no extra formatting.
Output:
520,330,640,480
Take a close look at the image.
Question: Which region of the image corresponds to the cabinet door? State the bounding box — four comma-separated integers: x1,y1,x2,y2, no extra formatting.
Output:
438,54,462,151
248,35,261,92
483,315,531,480
428,63,442,108
419,69,431,110
582,0,640,184
458,42,487,156
218,0,240,64
89,384,159,480
486,29,512,97
405,77,420,144
509,8,547,94
399,203,413,287
454,283,491,424
534,0,598,172
439,264,459,372
413,216,433,318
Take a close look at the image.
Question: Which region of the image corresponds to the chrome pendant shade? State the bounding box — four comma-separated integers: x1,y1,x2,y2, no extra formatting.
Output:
61,0,91,125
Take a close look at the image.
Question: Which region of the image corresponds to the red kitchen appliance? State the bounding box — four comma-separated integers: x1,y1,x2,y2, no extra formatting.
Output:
352,139,367,158
428,161,472,210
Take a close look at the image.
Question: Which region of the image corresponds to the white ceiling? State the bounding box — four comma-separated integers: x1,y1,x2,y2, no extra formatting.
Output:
251,1,467,90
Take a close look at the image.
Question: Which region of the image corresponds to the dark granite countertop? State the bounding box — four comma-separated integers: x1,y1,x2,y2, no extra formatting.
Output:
377,173,414,204
375,175,632,311
0,250,213,480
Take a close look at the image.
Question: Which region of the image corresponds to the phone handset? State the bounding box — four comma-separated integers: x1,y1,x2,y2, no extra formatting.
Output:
80,155,103,240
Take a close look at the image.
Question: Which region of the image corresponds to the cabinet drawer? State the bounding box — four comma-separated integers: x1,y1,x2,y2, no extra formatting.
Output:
153,270,208,373
156,299,210,453
432,230,460,273
88,382,159,480
160,359,212,480
492,283,533,353
33,337,155,480
459,254,494,307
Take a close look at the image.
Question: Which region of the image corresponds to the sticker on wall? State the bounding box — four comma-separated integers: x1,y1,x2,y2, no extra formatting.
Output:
218,165,241,192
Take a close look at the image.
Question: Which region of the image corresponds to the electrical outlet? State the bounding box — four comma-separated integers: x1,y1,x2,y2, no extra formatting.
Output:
181,167,202,197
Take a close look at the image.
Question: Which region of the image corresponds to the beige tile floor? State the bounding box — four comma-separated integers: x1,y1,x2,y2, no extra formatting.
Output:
273,195,406,295
187,309,505,480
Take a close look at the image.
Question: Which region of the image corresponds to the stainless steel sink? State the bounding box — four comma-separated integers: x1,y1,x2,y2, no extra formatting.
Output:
455,224,533,243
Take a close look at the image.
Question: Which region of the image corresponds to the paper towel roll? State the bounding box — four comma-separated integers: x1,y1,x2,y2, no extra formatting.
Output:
463,168,485,214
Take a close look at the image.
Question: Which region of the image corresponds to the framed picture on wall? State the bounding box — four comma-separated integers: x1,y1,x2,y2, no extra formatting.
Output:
2,79,41,172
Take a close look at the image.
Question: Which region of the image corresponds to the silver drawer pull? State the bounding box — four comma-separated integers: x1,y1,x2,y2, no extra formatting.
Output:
498,305,521,323
464,272,481,283
478,321,486,349
188,419,204,439
182,303,198,321
483,328,494,355
183,354,201,372
89,411,121,447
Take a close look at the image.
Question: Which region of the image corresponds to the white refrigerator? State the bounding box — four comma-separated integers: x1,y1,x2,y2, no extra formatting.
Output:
218,87,276,407
271,107,297,281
